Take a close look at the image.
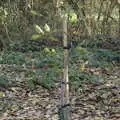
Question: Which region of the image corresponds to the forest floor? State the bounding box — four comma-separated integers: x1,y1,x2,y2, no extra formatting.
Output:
0,48,120,120
0,64,119,120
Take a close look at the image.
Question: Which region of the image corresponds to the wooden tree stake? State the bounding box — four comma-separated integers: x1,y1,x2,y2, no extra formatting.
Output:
59,14,71,120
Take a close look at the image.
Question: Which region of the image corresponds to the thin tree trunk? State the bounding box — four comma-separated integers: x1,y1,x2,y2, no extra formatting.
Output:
3,23,11,43
97,0,104,21
102,0,117,34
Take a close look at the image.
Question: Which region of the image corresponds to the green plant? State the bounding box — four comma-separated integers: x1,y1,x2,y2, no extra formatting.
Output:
35,51,63,69
0,52,25,65
69,64,101,89
70,47,90,66
31,24,57,41
27,67,61,89
88,49,120,67
0,75,9,88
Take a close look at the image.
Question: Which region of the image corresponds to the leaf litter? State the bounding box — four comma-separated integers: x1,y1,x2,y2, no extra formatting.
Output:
0,64,120,120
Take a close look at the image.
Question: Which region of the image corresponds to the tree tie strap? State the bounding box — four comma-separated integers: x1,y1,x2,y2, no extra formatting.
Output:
63,46,71,50
60,103,71,109
61,81,70,85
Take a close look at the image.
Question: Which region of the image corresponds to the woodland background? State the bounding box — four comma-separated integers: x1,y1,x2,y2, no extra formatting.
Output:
0,0,120,50
0,0,120,120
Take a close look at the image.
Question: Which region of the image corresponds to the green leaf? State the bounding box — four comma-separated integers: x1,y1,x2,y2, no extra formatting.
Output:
34,24,44,34
30,10,39,16
28,78,35,89
69,12,77,24
4,9,8,16
44,24,50,32
31,34,41,40
75,47,88,55
0,91,5,97
0,75,9,88
30,10,43,16
49,36,58,41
